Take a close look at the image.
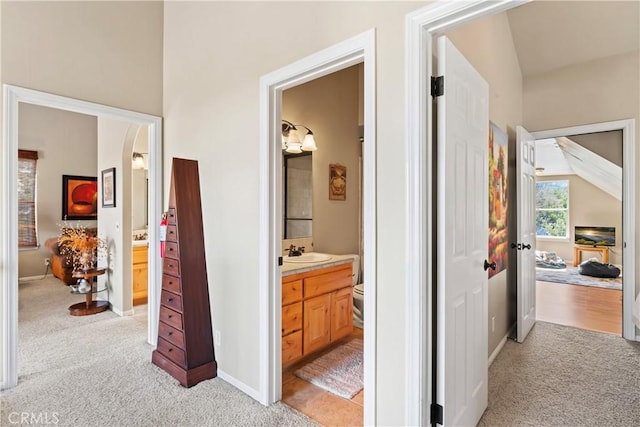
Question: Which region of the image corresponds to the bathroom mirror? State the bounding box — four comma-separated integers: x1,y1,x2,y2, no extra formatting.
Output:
284,153,312,238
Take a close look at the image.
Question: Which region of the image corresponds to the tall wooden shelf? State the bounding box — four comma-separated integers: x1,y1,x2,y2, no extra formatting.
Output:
152,158,217,387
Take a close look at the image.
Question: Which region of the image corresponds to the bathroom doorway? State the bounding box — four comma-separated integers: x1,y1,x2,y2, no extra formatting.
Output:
279,64,365,425
258,30,376,424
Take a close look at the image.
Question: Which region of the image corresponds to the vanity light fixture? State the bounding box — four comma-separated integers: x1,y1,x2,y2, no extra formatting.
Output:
535,167,545,176
132,152,145,170
282,119,317,154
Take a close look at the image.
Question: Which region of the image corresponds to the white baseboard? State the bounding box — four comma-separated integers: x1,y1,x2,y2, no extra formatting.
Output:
110,305,134,317
18,275,49,282
488,325,515,367
217,369,263,404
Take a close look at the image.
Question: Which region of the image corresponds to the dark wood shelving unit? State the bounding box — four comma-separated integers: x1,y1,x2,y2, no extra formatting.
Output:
152,158,217,387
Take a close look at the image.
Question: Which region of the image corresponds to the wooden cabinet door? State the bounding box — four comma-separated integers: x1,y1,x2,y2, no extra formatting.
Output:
303,294,331,355
331,287,353,342
132,246,148,305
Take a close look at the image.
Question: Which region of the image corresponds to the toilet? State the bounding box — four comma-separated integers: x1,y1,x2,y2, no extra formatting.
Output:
350,255,364,328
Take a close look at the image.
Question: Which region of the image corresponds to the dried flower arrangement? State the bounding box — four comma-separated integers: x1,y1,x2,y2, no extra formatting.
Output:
58,224,107,271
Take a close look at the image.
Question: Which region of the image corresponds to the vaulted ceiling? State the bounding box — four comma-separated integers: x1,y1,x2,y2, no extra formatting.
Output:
506,1,639,77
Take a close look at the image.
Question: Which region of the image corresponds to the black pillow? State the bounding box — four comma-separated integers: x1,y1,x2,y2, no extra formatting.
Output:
578,260,620,278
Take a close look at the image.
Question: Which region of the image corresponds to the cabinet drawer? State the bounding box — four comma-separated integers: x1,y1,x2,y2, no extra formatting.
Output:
166,225,178,242
163,257,181,277
282,302,302,336
282,330,303,365
157,337,186,367
282,279,302,305
303,267,352,299
164,241,180,260
133,246,148,264
167,207,177,225
158,321,185,348
162,275,182,294
159,305,183,330
161,290,182,312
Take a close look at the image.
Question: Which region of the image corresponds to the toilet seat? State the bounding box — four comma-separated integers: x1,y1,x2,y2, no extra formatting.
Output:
354,283,364,295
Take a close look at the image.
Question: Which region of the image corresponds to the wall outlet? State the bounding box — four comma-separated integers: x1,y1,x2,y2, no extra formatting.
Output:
44,258,51,267
491,316,495,333
214,330,221,346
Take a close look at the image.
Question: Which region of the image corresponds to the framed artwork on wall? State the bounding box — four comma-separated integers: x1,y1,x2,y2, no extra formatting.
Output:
101,167,116,208
329,164,346,201
62,175,98,220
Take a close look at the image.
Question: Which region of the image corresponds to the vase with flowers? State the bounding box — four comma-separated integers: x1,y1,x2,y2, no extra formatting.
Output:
58,224,107,272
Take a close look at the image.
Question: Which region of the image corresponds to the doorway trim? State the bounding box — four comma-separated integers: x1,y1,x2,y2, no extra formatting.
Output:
532,119,636,340
406,1,529,424
258,29,376,423
1,85,163,389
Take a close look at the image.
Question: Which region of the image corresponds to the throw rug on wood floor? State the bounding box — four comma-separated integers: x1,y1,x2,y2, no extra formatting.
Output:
536,266,622,290
294,338,363,399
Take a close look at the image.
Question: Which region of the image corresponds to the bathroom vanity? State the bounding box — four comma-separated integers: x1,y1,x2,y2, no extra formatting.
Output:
132,245,148,305
281,257,354,365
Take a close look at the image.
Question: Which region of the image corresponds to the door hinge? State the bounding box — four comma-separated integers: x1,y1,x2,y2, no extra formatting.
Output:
431,76,444,98
278,256,283,266
430,403,443,425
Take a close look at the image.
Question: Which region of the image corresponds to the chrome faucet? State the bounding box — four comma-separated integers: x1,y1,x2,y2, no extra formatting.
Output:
287,244,304,257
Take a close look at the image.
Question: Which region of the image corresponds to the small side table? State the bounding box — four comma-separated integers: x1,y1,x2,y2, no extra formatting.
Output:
573,245,610,267
69,268,109,316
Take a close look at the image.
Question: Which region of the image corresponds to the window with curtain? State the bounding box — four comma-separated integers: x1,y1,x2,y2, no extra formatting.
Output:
18,149,38,248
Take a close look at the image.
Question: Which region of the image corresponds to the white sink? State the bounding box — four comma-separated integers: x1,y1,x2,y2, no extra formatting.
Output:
283,253,332,263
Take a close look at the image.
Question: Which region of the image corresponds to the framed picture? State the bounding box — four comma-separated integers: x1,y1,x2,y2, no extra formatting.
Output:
101,167,116,208
62,175,98,220
329,164,346,201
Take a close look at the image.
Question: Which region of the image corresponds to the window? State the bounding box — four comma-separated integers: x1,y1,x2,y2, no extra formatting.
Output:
536,180,569,238
18,149,38,248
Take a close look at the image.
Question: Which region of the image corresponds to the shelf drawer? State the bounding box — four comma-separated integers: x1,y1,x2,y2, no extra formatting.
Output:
163,257,181,277
166,225,178,243
164,241,180,260
167,208,177,225
161,290,182,312
158,321,185,348
282,302,302,336
157,337,186,368
282,279,302,305
162,275,182,294
159,305,183,331
303,267,352,299
282,330,302,365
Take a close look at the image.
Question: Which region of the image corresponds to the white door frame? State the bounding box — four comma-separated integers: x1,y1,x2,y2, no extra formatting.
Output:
258,30,376,423
532,120,636,340
406,1,528,424
1,85,163,390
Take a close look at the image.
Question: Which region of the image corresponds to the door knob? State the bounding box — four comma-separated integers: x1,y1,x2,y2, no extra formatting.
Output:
523,244,531,250
484,259,497,271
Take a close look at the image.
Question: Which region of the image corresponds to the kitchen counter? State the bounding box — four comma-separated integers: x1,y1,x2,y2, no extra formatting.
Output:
281,253,356,276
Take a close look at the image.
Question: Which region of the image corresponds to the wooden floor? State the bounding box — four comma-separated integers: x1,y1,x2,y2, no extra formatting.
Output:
536,280,622,335
282,328,363,426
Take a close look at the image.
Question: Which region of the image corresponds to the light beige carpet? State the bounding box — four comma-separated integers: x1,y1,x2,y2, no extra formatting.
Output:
1,276,316,427
479,321,640,426
294,338,363,399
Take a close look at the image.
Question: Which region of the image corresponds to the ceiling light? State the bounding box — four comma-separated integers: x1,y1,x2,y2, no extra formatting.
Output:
282,120,317,153
535,167,545,176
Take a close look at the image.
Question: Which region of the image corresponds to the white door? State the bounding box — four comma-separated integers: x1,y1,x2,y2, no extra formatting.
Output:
436,36,489,427
516,126,537,342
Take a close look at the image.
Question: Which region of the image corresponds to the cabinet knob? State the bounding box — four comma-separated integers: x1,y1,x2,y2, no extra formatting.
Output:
168,315,173,319
168,348,173,352
168,332,173,336
168,298,173,302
